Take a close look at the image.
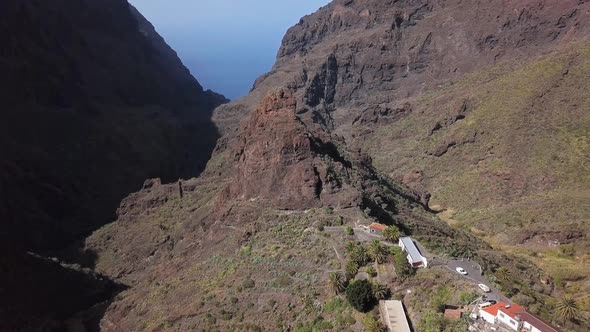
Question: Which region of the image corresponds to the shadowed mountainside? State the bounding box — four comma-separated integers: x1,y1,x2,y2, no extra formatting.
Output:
0,0,227,252
0,0,225,330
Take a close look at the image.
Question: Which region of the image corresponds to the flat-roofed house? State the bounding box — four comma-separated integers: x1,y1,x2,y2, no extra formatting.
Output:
398,237,428,268
379,300,411,332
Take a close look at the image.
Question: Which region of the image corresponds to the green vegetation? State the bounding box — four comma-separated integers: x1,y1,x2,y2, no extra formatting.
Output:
327,272,346,295
418,310,468,332
459,291,479,306
345,279,376,312
556,296,579,323
393,250,414,280
345,260,360,279
372,283,390,300
345,226,354,236
383,225,401,242
366,266,376,277
363,314,385,332
368,240,389,264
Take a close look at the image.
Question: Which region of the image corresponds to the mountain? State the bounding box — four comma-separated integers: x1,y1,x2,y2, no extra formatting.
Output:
0,0,226,252
3,0,589,331
211,0,590,326
0,0,225,330
82,0,590,325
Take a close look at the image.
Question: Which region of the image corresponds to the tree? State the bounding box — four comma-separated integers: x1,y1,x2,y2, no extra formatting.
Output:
418,310,445,332
363,314,385,332
383,225,401,242
368,240,388,264
346,241,358,253
345,279,376,312
350,245,370,266
556,296,579,323
393,251,414,280
372,283,390,300
345,226,354,236
495,267,511,282
328,272,346,295
346,260,360,279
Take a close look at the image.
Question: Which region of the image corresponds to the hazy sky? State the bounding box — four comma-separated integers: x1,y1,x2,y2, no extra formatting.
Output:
129,0,330,100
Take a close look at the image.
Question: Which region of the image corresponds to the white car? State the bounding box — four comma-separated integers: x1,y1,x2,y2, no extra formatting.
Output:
456,267,468,275
478,284,491,293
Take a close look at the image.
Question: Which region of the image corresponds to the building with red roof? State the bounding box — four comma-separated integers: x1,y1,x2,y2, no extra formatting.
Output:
368,222,387,234
479,302,560,332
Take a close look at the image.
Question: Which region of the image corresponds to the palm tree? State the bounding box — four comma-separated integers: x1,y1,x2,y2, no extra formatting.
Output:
363,314,385,332
328,272,346,295
368,240,389,264
383,225,401,243
346,241,358,253
346,260,360,279
495,267,511,282
372,283,390,300
556,296,579,323
351,245,369,266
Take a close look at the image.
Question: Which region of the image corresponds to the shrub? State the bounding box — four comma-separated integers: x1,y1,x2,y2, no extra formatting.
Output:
242,278,255,289
346,279,376,312
393,251,414,280
345,226,354,236
366,266,376,277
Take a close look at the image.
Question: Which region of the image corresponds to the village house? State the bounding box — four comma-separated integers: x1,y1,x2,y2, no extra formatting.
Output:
398,237,428,268
379,300,411,332
443,305,464,320
368,222,387,234
479,302,560,332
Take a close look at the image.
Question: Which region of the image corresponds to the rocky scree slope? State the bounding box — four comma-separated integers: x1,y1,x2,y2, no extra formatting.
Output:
213,0,590,324
0,0,225,330
85,90,495,331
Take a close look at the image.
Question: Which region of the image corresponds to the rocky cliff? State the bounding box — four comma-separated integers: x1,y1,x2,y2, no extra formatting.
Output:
0,0,226,252
211,0,590,327
0,0,226,330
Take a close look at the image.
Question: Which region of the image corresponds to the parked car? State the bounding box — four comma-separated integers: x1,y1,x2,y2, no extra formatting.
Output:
478,283,491,292
456,267,468,275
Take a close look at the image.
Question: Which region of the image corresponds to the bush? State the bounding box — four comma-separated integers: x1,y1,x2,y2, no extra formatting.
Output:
345,226,354,236
346,280,376,312
459,291,479,306
366,266,376,277
393,251,414,280
242,278,255,289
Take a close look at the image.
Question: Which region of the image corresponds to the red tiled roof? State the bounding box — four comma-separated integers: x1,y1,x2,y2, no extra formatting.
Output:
482,302,507,316
482,302,526,319
498,303,525,319
520,312,560,332
444,308,463,320
369,223,387,231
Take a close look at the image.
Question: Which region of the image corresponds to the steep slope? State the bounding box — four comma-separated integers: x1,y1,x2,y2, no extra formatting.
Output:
0,0,227,252
86,90,496,331
211,0,590,325
0,0,226,330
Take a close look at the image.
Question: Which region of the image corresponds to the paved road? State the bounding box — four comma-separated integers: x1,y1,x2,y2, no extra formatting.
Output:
328,226,511,303
440,259,510,304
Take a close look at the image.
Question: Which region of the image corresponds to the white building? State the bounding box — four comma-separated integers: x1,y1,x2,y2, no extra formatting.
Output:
479,302,560,332
379,300,411,332
398,237,428,268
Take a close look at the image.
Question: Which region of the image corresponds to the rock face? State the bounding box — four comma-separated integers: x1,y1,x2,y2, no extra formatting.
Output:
0,0,227,251
214,0,590,255
0,0,225,329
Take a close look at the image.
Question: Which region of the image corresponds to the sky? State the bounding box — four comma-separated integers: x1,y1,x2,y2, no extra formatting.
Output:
129,0,331,100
